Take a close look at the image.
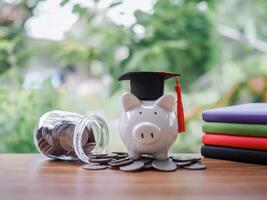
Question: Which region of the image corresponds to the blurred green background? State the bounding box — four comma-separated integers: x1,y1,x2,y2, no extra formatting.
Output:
0,0,266,153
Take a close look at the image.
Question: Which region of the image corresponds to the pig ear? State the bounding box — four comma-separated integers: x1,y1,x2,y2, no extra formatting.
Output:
155,94,175,112
122,92,141,112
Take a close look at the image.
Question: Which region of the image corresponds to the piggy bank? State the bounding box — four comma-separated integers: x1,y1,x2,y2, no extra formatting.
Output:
119,92,178,160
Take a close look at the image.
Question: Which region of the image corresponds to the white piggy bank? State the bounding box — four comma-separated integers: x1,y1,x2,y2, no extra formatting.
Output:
119,92,178,160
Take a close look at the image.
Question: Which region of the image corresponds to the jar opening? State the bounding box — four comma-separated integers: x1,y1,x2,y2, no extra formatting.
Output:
73,115,109,163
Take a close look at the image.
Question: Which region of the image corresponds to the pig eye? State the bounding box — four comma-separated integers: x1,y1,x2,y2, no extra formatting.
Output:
154,112,157,115
139,111,142,114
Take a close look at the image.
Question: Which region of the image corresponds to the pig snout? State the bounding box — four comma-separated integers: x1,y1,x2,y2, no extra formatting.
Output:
132,122,161,144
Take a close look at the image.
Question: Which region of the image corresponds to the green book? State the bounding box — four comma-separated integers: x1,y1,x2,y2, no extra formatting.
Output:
202,122,267,137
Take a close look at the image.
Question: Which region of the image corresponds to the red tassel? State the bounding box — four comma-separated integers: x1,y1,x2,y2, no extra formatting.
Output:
175,76,185,133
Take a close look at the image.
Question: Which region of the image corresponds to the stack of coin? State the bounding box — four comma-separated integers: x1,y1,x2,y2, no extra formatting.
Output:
36,123,96,158
82,152,207,172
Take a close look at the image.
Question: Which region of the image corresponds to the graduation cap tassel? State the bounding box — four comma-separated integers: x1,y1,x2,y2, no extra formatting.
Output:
175,76,185,133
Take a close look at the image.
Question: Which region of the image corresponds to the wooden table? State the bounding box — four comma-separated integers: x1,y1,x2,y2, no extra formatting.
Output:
1,154,267,200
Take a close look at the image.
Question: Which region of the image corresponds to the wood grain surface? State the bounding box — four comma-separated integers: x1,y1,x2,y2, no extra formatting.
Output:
0,153,267,200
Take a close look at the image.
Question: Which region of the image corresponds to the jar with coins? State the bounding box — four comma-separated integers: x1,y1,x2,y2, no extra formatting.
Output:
33,110,109,163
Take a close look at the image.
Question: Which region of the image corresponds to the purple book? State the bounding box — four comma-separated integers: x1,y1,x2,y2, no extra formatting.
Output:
202,103,267,124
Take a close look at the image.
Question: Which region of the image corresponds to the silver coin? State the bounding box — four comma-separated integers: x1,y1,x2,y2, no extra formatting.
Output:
116,154,128,159
152,160,177,172
112,152,128,155
143,163,153,170
89,157,113,164
175,161,192,167
191,157,202,163
83,143,96,155
138,156,153,165
89,153,117,159
172,155,199,162
109,157,133,167
83,164,108,170
119,161,144,172
105,153,118,159
140,154,154,159
183,162,207,170
90,153,108,158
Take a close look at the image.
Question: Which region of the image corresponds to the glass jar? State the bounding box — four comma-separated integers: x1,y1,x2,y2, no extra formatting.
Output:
33,110,109,163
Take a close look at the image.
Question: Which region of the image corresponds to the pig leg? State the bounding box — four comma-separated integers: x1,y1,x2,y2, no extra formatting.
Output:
154,151,168,160
128,151,141,160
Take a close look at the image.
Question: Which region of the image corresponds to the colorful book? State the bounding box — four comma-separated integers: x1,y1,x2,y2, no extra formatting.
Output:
202,103,267,124
202,134,267,151
202,122,267,137
201,145,267,165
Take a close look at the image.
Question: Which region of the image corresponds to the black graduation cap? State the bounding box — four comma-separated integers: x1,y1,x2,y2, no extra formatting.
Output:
118,71,180,101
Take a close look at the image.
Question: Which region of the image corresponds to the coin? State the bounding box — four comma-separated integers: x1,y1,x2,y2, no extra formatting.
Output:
138,156,153,165
42,144,54,156
37,136,46,146
36,127,43,140
66,151,77,158
52,124,63,135
172,155,196,162
183,162,207,170
42,127,52,136
175,161,192,167
38,137,51,152
81,152,205,172
119,161,144,172
116,154,128,159
140,154,154,159
85,126,95,143
191,157,202,162
109,157,133,167
83,143,96,155
83,164,108,170
59,127,73,152
90,153,108,158
143,163,153,170
50,147,65,156
45,134,55,147
112,151,128,155
59,124,75,150
42,127,54,146
52,124,68,149
105,153,118,159
152,160,177,172
90,153,117,159
89,157,113,164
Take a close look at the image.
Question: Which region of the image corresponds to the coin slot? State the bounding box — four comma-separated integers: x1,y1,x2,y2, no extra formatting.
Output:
141,133,144,139
151,132,154,138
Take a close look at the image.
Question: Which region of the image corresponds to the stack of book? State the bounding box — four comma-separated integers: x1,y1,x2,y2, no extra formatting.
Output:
201,103,267,165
